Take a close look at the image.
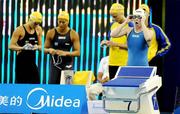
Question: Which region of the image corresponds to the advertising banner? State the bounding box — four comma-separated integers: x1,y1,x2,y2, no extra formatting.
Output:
0,84,88,114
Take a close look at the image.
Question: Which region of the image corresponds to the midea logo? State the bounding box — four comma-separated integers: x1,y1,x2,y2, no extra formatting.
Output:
26,88,80,110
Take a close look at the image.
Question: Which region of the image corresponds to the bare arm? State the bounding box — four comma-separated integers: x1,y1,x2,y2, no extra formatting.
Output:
116,43,127,49
9,26,24,51
97,72,103,83
141,18,153,46
97,57,109,83
34,26,43,50
71,30,80,56
106,41,128,49
44,29,56,54
97,72,109,83
110,18,131,38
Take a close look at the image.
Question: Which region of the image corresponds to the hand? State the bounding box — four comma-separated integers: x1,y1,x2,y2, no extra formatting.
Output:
101,76,109,83
106,41,117,47
100,40,107,46
56,50,67,56
32,44,39,50
48,48,56,55
128,15,134,20
22,43,34,50
125,15,133,24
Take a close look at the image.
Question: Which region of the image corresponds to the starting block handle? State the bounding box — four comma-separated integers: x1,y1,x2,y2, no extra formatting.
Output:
138,86,158,96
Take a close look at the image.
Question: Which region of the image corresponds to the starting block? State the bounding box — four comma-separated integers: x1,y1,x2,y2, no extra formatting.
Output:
102,66,162,114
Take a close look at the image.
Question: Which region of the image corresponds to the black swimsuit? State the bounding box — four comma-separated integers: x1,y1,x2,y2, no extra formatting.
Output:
15,26,40,84
48,28,73,84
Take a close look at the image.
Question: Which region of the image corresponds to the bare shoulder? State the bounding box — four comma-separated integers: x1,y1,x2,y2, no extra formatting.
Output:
15,26,24,33
46,28,56,40
70,29,79,38
13,26,25,36
36,25,43,32
47,28,55,34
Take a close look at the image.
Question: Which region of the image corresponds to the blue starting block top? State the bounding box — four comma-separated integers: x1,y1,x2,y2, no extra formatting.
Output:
116,66,157,78
103,66,157,87
103,77,147,87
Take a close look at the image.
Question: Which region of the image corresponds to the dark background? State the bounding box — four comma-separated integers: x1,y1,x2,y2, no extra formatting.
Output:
0,0,180,112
